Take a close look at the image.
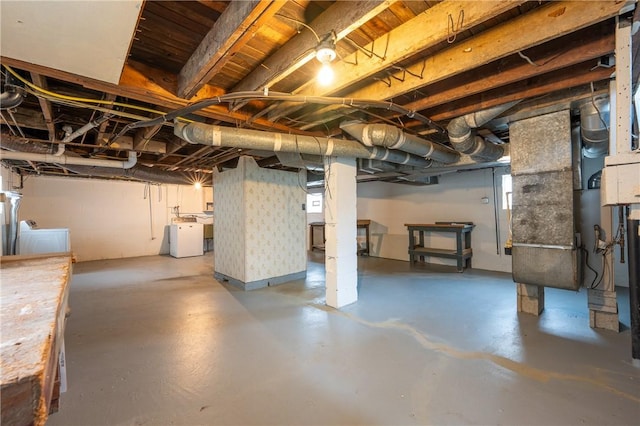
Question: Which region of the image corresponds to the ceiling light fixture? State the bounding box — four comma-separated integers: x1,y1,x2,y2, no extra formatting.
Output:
316,31,336,86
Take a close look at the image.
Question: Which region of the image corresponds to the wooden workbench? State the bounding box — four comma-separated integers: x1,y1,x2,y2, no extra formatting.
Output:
1,253,72,426
405,223,474,272
309,220,371,255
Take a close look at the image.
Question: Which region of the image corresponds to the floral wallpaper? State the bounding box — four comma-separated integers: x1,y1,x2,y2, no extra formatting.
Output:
213,160,245,279
214,156,307,284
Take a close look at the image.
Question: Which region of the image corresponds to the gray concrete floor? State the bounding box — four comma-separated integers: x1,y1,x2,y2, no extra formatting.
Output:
48,252,639,426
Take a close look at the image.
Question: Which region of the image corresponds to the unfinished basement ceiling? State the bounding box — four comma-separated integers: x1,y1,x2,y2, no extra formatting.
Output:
0,1,636,185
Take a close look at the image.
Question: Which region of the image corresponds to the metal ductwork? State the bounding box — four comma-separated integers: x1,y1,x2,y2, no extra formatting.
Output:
59,164,194,185
510,109,580,291
0,150,138,169
174,122,432,168
276,152,324,172
0,75,25,110
339,121,460,164
447,101,519,161
580,96,610,158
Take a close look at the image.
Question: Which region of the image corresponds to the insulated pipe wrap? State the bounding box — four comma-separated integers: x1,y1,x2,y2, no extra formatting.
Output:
447,101,518,161
340,121,459,164
175,122,432,168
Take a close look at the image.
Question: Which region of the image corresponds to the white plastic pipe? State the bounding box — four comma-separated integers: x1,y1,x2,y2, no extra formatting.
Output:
0,150,137,169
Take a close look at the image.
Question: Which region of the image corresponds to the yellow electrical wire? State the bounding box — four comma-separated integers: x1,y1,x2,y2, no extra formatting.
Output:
22,87,155,122
3,65,191,122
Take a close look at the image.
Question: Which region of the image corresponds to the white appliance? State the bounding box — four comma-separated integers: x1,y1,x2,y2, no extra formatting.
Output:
18,220,71,254
170,222,204,258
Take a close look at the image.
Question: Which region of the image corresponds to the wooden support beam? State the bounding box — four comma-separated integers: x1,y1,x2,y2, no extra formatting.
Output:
178,0,286,98
232,0,396,93
346,0,624,102
1,56,305,134
425,61,614,122
277,0,625,126
28,73,57,140
266,0,528,121
298,23,616,130
632,4,640,91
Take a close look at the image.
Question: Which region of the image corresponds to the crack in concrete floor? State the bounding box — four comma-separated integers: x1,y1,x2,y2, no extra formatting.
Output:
309,302,640,404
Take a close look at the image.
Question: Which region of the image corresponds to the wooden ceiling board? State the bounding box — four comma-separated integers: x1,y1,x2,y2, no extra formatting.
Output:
156,1,223,28
402,0,436,15
144,2,217,36
196,1,229,15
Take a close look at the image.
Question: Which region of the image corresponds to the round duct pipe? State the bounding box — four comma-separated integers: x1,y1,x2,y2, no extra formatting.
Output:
174,122,432,168
339,121,460,164
447,101,519,161
1,74,25,110
580,96,609,158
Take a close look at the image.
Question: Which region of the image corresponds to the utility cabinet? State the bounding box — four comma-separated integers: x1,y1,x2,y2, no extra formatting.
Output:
170,223,203,258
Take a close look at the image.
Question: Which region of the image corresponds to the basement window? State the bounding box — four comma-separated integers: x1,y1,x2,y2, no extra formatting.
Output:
306,193,323,213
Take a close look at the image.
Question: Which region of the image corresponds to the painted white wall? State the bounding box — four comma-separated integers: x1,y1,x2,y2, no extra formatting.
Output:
18,175,209,261
1,164,19,191
356,168,513,273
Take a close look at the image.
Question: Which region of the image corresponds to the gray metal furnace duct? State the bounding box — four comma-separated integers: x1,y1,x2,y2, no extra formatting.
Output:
1,75,25,110
447,101,519,161
339,121,460,164
59,164,194,185
580,96,610,158
510,109,580,290
174,122,432,168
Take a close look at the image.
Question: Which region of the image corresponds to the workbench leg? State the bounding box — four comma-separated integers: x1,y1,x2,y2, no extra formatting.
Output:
456,231,464,272
408,230,415,263
365,225,370,256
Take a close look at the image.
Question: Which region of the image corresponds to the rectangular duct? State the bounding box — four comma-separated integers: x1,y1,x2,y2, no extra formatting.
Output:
510,110,580,290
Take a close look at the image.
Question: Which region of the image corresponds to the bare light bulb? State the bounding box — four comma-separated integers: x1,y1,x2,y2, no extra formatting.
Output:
194,181,202,190
317,63,334,86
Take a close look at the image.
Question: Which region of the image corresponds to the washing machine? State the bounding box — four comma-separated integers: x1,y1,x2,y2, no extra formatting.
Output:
19,220,71,254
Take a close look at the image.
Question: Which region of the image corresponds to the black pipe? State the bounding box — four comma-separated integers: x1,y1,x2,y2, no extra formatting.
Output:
626,207,640,361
